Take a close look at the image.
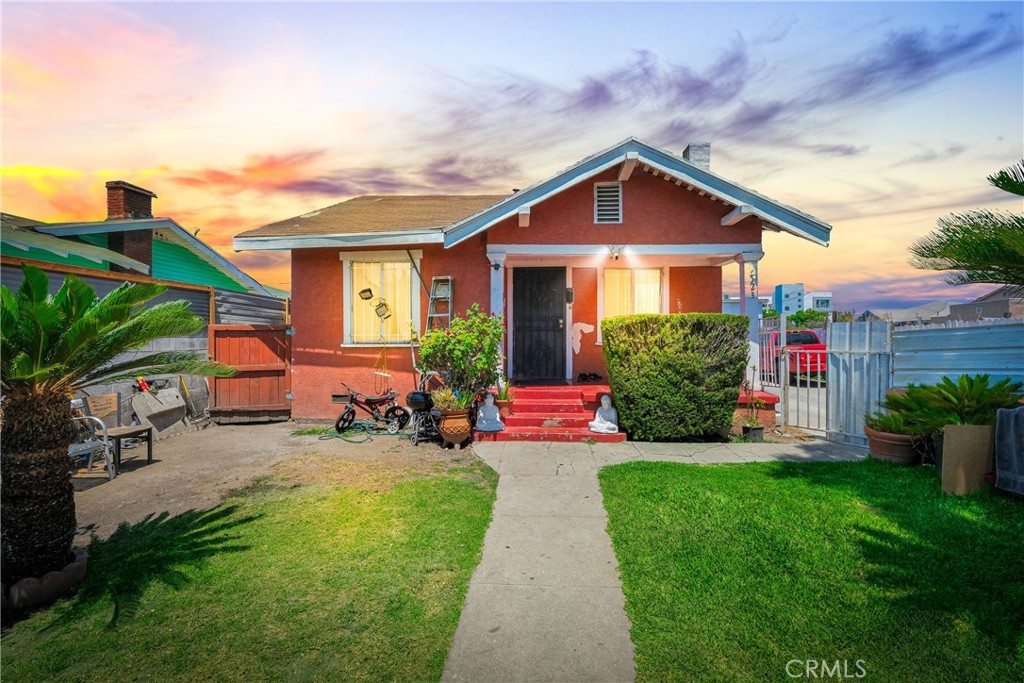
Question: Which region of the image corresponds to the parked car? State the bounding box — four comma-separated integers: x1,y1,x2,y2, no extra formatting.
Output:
761,329,827,383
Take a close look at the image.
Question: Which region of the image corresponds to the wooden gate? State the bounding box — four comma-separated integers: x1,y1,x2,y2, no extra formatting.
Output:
208,324,291,423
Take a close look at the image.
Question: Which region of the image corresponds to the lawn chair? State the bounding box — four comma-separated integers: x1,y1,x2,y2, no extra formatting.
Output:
82,393,153,471
69,405,116,479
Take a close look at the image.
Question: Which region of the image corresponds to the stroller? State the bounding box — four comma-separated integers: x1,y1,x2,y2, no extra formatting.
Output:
407,371,442,446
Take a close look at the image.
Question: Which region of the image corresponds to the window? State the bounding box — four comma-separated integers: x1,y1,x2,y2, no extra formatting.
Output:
349,260,413,343
604,268,661,318
594,183,622,223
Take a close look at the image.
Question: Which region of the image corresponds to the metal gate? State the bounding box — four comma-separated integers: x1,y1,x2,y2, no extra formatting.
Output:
758,315,829,434
825,322,892,446
208,324,291,423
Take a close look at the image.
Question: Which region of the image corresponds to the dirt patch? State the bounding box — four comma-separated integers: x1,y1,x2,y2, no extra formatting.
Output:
73,422,482,541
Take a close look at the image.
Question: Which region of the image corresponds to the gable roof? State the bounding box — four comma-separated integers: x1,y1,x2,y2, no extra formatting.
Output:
234,137,832,252
443,137,831,248
34,218,272,296
972,285,1024,303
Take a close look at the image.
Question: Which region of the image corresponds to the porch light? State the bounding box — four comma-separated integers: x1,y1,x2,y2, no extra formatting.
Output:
609,245,623,261
358,288,373,300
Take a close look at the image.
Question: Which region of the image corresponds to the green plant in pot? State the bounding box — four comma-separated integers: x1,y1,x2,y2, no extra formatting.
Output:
494,375,515,418
417,305,505,447
863,411,930,466
919,374,1023,494
740,380,765,442
878,386,951,467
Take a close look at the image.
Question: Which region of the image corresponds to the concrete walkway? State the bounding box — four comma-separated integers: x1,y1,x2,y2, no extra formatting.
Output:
442,439,865,683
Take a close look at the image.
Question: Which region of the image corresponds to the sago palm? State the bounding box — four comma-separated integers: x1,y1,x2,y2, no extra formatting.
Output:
1,264,235,584
909,160,1024,286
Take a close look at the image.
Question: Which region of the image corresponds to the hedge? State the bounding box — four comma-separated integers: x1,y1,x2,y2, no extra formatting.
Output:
601,313,749,441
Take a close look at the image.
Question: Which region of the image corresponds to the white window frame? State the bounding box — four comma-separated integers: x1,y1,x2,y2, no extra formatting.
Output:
595,266,668,343
594,182,623,224
340,250,422,346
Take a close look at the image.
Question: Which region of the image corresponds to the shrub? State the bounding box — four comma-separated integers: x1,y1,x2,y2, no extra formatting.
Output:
416,304,504,401
601,313,750,440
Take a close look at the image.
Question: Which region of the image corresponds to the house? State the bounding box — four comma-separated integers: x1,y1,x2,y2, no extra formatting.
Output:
235,137,832,420
857,301,953,324
804,290,833,313
946,285,1024,321
2,181,289,430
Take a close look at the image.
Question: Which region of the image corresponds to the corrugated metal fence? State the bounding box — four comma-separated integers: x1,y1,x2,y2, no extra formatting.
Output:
826,319,1024,446
893,319,1024,386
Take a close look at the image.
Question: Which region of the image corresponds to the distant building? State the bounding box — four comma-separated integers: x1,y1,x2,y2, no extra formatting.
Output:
857,301,952,324
804,291,833,313
946,285,1024,321
773,283,804,314
722,294,772,315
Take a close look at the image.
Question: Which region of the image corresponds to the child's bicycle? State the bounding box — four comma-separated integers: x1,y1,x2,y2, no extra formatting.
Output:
332,383,410,434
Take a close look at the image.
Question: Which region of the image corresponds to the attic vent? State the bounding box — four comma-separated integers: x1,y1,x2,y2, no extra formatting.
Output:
594,183,622,224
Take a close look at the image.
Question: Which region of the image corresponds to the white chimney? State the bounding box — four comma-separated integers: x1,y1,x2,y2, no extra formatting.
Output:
682,142,711,170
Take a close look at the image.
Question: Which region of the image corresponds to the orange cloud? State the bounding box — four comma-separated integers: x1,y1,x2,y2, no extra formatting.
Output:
171,150,329,194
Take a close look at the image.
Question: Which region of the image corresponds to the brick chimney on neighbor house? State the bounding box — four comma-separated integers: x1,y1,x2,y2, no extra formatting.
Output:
682,142,711,170
105,180,156,272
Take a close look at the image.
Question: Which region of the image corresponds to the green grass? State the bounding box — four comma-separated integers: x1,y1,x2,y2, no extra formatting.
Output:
599,459,1024,683
2,462,497,683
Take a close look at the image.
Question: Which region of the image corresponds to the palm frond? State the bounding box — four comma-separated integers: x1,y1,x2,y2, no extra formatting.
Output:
909,209,1024,287
15,263,51,305
988,160,1024,197
79,353,235,388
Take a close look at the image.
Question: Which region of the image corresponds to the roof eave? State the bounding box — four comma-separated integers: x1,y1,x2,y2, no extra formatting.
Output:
234,229,446,251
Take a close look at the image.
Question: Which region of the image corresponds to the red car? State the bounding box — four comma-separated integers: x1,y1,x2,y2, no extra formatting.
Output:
760,329,826,383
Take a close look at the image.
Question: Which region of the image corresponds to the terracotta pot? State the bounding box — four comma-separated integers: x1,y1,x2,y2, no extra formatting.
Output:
864,426,920,466
496,399,513,419
941,424,995,495
438,409,473,447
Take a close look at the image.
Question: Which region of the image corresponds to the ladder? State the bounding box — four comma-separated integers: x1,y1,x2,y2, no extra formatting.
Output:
427,276,452,329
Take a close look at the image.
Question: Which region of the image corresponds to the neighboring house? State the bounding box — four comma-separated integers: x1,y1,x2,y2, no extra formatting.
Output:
773,283,804,314
857,301,953,324
2,181,288,427
722,294,772,315
235,137,832,420
804,290,833,313
946,285,1024,321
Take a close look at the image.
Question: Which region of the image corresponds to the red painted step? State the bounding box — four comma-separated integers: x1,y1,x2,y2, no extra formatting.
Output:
511,399,587,414
511,387,584,400
505,413,593,429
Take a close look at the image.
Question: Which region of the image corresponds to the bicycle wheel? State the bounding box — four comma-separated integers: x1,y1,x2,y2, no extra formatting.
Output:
385,405,410,430
335,408,355,433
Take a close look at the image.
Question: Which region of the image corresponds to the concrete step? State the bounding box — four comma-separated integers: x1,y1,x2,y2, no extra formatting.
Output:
475,427,626,443
512,387,584,400
505,413,592,429
511,399,586,414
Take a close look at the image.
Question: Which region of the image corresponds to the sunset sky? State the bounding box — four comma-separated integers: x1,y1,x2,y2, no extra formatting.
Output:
3,2,1022,311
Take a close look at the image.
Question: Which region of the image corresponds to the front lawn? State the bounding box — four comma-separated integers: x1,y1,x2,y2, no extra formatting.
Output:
3,459,497,682
599,459,1024,683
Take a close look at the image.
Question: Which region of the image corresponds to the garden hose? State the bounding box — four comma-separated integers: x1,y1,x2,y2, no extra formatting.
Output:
317,419,411,444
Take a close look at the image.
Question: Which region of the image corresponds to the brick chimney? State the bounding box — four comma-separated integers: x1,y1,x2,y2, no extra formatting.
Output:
105,181,156,272
106,180,157,219
682,142,711,170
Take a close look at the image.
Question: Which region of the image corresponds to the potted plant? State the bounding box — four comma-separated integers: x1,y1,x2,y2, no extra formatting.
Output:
494,375,515,418
740,380,765,441
430,387,476,447
863,412,928,466
920,375,1023,494
417,305,505,448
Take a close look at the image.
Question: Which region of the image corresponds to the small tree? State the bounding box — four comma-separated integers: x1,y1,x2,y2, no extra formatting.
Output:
909,160,1024,287
1,265,235,584
415,304,504,402
787,309,829,328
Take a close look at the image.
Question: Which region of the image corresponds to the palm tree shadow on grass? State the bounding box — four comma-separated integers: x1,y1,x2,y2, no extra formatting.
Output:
47,505,258,629
767,460,1024,656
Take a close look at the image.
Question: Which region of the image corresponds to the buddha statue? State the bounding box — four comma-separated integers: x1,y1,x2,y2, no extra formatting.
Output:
589,394,619,434
476,393,505,432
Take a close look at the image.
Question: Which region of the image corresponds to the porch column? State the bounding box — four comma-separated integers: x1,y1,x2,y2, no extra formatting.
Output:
738,260,747,316
488,253,506,316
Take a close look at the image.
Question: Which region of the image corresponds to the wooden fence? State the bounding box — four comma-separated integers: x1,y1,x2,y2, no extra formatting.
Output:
208,324,291,423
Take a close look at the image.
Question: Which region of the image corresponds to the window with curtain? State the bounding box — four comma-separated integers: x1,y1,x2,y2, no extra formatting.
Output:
603,268,662,319
350,261,412,342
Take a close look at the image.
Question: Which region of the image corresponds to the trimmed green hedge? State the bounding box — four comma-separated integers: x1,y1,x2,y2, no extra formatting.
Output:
601,313,749,441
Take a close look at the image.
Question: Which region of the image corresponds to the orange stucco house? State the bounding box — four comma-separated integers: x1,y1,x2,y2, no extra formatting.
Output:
235,138,831,420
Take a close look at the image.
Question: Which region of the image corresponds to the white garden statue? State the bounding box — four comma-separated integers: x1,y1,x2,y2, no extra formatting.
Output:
589,394,619,434
476,393,505,432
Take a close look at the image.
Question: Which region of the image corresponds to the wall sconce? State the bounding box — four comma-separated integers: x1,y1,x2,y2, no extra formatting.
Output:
358,288,373,300
609,245,623,261
491,261,502,271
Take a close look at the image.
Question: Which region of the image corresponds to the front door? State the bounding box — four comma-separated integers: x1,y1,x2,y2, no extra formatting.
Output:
513,267,566,380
